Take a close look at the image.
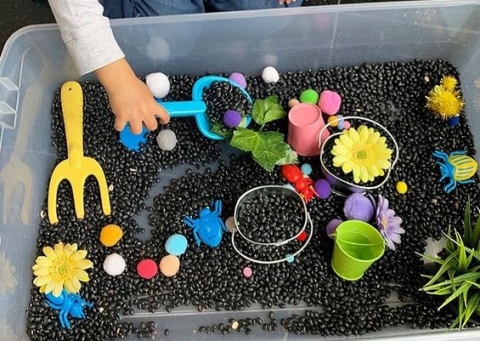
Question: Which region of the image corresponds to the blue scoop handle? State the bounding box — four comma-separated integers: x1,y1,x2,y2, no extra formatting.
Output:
156,75,253,140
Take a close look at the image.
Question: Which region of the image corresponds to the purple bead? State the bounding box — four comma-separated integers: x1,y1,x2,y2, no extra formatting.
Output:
314,179,331,199
228,72,247,89
223,110,242,127
326,218,343,237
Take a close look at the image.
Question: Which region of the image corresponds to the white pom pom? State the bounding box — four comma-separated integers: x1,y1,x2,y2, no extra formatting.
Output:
103,253,126,276
146,72,170,98
156,129,177,151
262,66,280,84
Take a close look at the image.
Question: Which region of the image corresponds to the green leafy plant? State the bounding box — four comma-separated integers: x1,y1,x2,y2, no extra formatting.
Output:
419,197,480,329
227,95,297,172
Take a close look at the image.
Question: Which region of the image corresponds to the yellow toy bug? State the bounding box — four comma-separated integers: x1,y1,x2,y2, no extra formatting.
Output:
433,150,478,193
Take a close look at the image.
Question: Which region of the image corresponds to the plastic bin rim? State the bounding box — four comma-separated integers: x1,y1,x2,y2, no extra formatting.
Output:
1,0,480,70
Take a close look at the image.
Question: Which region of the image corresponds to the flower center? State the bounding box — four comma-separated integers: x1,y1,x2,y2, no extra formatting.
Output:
55,259,71,278
356,149,368,160
381,216,388,229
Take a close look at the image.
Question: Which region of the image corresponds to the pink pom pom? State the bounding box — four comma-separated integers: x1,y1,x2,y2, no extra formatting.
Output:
229,72,247,89
318,90,342,116
344,121,351,130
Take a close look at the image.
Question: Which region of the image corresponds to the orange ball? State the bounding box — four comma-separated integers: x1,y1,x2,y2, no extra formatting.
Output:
327,115,339,127
159,255,180,277
288,98,300,108
100,224,123,247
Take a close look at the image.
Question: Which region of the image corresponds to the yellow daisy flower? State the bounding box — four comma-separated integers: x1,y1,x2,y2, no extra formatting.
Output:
331,125,393,184
32,242,93,297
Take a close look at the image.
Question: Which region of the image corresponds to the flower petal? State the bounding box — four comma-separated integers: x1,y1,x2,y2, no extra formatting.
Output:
35,256,53,267
43,246,57,260
33,267,52,277
76,259,93,270
34,275,52,287
53,282,63,297
342,161,354,174
74,269,90,283
72,250,87,261
54,243,65,258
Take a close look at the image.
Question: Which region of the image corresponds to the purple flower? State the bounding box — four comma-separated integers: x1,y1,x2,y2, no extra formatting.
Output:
376,195,404,250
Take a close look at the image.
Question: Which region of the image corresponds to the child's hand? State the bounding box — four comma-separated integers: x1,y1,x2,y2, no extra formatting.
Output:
279,0,296,4
95,58,170,135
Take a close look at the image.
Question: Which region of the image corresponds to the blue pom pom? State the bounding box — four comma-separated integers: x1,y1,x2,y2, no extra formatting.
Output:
448,116,460,127
301,163,312,175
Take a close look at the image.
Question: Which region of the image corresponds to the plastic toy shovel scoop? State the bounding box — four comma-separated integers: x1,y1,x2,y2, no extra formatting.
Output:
120,76,253,150
47,81,111,224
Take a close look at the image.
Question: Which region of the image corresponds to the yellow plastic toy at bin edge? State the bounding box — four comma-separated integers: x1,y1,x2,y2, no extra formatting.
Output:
47,81,111,224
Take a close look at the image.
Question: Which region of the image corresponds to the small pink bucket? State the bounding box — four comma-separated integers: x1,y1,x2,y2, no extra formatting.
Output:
287,103,329,157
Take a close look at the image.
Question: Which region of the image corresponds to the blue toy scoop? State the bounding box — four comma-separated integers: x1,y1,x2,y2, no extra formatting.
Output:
120,75,253,151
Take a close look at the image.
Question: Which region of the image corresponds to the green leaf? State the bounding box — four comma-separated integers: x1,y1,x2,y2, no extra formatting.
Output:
265,95,279,104
426,272,480,291
251,132,290,172
230,128,261,152
264,106,286,124
438,281,472,310
252,99,266,125
210,123,232,139
461,293,480,328
456,231,468,272
416,252,445,266
422,250,458,288
473,207,480,248
446,226,455,253
464,198,473,247
276,147,299,166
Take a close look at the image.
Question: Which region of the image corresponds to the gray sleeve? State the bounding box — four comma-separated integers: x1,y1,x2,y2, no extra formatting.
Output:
47,0,125,75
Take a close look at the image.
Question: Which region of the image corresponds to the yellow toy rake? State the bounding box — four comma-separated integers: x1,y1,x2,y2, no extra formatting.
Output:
47,81,111,224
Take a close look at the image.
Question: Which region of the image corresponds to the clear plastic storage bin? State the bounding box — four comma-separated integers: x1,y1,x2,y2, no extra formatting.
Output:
1,1,480,340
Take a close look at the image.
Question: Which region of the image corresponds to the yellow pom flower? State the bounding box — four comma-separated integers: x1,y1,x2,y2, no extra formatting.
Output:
331,125,393,184
426,85,464,120
32,242,93,297
440,75,458,91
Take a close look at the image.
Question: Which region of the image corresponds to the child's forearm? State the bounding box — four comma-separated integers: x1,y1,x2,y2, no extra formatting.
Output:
48,0,124,75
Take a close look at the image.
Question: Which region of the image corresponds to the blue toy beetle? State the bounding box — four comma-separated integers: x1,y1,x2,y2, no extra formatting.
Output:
433,150,478,193
184,200,228,248
45,289,93,329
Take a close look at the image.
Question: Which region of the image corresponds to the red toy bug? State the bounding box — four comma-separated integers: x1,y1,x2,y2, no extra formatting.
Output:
281,165,318,202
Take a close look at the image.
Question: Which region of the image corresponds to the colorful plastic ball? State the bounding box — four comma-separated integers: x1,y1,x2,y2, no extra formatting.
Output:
343,193,375,222
137,259,158,279
145,72,170,98
448,116,460,127
100,224,123,247
301,163,313,175
159,255,180,277
103,253,126,276
296,230,308,242
318,90,342,115
225,216,237,233
299,89,319,104
336,115,345,130
314,179,331,199
156,129,177,151
229,72,247,89
262,66,280,84
288,98,300,108
165,234,188,256
243,266,253,278
223,110,242,127
396,181,408,194
327,115,339,128
326,219,343,237
286,254,295,263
